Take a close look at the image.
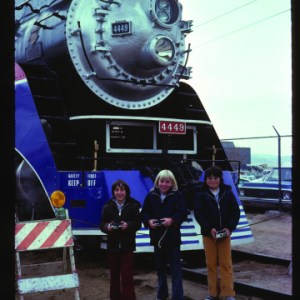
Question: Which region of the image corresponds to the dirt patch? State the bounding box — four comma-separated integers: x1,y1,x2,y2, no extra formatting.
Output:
232,210,291,259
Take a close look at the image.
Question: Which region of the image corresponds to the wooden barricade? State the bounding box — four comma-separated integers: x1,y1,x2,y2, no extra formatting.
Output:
15,217,80,299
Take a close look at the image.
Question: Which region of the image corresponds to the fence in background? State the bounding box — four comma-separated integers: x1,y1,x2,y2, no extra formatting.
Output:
221,135,292,175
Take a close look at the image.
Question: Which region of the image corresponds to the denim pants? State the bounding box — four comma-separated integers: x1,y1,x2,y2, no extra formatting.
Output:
107,251,136,300
154,245,184,300
203,235,235,298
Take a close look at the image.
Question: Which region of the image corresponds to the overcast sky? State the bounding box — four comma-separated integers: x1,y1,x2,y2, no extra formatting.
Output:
180,0,291,156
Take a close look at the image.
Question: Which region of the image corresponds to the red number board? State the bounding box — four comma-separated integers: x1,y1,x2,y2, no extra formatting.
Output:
159,121,186,135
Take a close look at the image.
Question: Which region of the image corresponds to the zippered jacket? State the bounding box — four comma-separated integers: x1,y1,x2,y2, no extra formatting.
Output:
194,184,240,237
141,188,187,247
100,197,141,251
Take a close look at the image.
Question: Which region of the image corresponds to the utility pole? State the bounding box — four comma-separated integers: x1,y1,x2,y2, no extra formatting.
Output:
273,126,282,210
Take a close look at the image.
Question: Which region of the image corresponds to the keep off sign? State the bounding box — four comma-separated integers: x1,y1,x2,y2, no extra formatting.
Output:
159,121,186,134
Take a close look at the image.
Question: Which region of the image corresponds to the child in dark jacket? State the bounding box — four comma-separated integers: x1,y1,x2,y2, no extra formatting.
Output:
194,165,240,300
100,179,141,300
141,169,187,300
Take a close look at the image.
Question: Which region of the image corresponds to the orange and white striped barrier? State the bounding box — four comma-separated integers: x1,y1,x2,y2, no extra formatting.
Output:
15,219,73,251
15,218,80,299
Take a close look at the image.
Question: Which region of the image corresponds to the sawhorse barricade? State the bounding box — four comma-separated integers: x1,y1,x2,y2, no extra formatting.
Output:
15,218,80,299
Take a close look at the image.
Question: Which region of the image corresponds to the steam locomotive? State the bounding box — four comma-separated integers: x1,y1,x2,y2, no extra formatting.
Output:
15,0,253,251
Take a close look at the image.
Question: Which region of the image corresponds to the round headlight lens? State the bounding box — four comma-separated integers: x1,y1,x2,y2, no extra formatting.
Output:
155,37,175,63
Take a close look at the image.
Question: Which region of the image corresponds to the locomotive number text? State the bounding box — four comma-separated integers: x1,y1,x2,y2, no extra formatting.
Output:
112,21,131,35
159,121,186,135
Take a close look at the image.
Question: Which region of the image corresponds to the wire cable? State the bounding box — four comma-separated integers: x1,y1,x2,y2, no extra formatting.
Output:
158,228,169,248
194,0,258,29
193,8,290,48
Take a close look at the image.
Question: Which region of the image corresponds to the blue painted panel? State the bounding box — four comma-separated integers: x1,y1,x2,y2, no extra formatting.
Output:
222,171,242,205
15,77,59,197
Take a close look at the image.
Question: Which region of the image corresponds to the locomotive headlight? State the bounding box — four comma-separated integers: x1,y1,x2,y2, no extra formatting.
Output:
144,35,175,67
152,0,180,27
50,190,67,219
155,37,175,63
